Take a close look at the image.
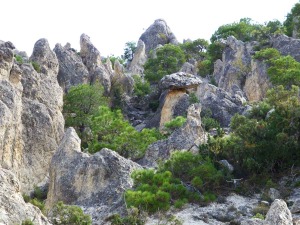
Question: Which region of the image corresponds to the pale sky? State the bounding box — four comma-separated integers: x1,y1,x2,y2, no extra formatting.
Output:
1,0,299,57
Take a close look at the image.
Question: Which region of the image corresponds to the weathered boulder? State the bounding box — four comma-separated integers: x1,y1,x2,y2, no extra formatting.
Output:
113,60,134,95
80,33,112,93
0,39,64,193
142,104,206,167
159,72,202,90
0,167,51,225
128,39,147,75
139,19,178,56
271,34,300,62
54,43,89,92
196,82,248,127
46,128,142,223
264,199,293,225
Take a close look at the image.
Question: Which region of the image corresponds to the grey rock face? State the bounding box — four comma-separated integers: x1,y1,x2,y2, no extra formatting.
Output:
214,36,270,102
0,39,64,193
196,82,248,127
180,62,197,75
159,72,202,90
129,39,147,75
80,33,112,93
271,34,300,62
46,128,142,223
0,168,51,225
142,104,206,167
265,199,293,225
54,43,89,92
140,19,178,55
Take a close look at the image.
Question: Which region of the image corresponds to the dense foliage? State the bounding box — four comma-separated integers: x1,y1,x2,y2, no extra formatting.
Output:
132,75,151,97
254,48,300,88
144,44,185,83
203,86,300,174
284,3,300,37
63,83,107,144
88,106,163,159
125,151,225,213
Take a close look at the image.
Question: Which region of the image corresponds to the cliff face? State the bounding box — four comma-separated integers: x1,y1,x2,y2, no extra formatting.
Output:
0,39,64,193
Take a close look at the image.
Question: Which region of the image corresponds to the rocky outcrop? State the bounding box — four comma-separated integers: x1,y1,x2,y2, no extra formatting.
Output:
180,62,197,75
128,39,147,75
196,82,248,127
112,60,134,95
214,36,271,102
54,43,89,92
0,168,51,225
159,72,202,90
0,39,64,193
142,104,206,167
271,34,300,62
139,19,178,55
145,72,202,129
80,33,112,93
264,199,293,225
46,128,142,223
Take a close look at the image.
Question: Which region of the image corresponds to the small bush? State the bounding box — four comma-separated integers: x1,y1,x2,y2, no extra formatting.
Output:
133,75,151,97
203,192,217,203
174,198,188,209
202,117,220,131
252,48,281,61
31,61,41,73
253,213,265,220
163,116,187,134
189,93,199,104
21,219,34,225
15,55,23,64
50,201,92,225
106,207,145,225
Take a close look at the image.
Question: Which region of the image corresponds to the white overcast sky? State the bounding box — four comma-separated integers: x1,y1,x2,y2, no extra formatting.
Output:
1,0,299,57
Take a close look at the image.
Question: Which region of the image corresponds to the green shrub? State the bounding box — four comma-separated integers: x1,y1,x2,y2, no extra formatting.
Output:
50,201,92,225
31,61,41,73
15,55,23,64
197,59,213,77
252,48,281,61
21,219,34,225
133,75,151,97
30,198,45,211
174,198,188,209
163,116,187,134
202,117,220,131
89,106,163,159
144,44,185,83
203,192,217,203
189,93,199,104
253,213,265,220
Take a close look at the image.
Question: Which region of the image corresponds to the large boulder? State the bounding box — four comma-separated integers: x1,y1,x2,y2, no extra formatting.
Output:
80,33,112,93
0,39,64,193
54,43,89,92
139,19,178,56
142,104,206,167
271,34,300,62
0,167,51,225
264,199,293,225
196,82,248,127
46,128,142,223
159,72,202,90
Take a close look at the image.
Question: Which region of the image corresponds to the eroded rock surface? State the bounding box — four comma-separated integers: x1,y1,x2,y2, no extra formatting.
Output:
142,104,206,167
128,39,147,75
0,39,64,193
54,43,89,92
46,128,142,223
140,19,178,55
0,167,51,225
